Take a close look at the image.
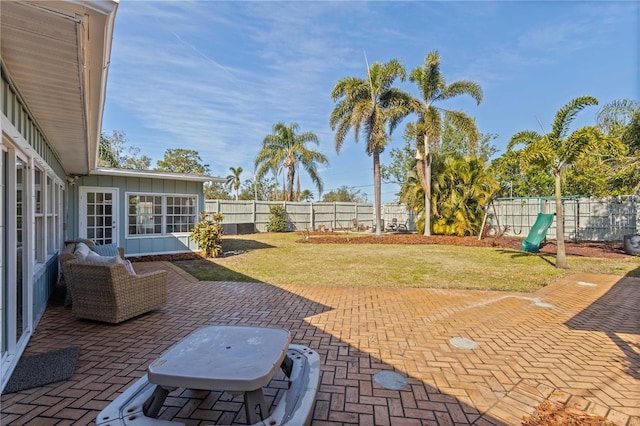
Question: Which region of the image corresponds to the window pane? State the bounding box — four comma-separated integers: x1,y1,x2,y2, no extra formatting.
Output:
166,196,197,233
127,194,163,236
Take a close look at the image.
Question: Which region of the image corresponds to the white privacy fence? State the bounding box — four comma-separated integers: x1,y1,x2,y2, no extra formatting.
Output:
486,196,639,241
205,196,639,241
204,200,417,233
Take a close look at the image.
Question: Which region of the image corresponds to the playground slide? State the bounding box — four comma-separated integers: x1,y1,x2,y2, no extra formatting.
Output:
521,213,555,253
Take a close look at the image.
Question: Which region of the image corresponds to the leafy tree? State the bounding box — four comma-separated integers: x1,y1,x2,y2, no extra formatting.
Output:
330,59,413,235
507,96,600,269
407,51,483,236
99,130,151,169
440,118,498,162
204,182,232,200
255,122,328,202
381,137,416,187
226,166,243,200
238,176,277,201
322,186,364,203
156,149,210,174
492,151,555,198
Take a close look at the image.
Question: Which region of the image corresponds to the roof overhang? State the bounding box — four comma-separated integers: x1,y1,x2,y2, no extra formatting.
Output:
91,167,226,183
1,0,118,175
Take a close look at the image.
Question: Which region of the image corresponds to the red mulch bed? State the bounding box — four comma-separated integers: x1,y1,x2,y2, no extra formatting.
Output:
298,233,632,259
127,232,632,262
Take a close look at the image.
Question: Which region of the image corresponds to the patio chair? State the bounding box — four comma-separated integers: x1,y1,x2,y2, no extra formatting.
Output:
386,218,398,231
65,259,168,323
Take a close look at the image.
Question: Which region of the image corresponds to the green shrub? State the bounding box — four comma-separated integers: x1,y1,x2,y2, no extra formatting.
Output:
190,212,225,257
267,205,288,232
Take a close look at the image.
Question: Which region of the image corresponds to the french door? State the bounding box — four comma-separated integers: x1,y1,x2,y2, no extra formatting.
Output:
79,187,119,245
1,146,30,376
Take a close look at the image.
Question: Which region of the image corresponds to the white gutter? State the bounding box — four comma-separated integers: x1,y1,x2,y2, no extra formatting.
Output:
91,167,226,183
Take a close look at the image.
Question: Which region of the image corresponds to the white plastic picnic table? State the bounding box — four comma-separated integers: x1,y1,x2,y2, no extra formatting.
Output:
146,325,291,424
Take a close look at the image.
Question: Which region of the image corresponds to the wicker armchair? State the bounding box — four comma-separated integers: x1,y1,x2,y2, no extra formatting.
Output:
65,259,168,324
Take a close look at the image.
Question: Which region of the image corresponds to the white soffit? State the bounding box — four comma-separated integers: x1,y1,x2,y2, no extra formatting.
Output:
1,1,117,175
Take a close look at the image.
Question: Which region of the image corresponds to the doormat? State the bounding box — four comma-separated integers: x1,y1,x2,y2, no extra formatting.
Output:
3,346,80,394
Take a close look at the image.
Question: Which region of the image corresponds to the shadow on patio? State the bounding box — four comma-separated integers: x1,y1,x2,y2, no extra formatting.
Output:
4,262,638,425
0,260,515,425
565,266,640,381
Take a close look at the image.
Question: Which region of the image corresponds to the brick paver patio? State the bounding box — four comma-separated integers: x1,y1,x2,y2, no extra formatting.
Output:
1,261,638,425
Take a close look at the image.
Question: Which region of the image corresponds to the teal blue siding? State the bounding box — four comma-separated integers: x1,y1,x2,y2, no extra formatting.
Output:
33,258,59,319
69,175,205,256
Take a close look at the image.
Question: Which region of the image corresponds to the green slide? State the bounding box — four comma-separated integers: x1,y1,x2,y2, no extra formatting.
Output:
521,213,555,253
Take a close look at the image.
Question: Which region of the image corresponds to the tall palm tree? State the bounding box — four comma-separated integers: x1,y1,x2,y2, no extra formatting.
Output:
507,96,599,269
225,166,243,200
408,51,483,235
255,122,328,201
330,59,413,235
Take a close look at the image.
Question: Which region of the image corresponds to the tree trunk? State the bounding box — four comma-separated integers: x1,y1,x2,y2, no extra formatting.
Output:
423,135,432,236
554,172,568,269
287,166,295,202
373,149,382,237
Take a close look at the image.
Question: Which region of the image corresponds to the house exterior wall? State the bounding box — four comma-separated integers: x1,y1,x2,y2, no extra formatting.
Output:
1,66,67,389
69,175,205,256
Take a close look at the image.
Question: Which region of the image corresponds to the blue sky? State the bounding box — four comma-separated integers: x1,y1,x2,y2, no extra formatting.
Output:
102,1,639,203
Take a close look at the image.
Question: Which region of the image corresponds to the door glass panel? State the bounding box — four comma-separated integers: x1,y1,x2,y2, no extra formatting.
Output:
2,151,6,354
15,158,27,345
83,190,117,245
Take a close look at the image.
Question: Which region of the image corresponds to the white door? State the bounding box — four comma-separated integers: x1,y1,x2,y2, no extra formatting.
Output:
79,187,119,245
1,146,31,383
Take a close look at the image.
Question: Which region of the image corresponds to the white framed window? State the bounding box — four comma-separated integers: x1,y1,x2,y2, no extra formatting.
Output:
166,196,197,233
127,194,162,236
126,193,197,237
34,167,45,263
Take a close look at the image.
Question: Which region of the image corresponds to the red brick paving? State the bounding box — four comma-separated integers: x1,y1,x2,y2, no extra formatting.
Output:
1,263,638,425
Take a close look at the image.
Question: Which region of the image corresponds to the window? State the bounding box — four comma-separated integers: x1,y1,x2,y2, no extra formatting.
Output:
34,167,45,262
166,196,197,233
128,195,162,235
127,194,197,237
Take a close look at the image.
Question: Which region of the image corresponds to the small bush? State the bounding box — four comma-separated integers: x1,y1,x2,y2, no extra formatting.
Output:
190,212,224,257
267,205,288,232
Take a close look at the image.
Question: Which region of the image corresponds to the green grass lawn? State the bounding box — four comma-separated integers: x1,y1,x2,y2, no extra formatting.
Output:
174,232,640,292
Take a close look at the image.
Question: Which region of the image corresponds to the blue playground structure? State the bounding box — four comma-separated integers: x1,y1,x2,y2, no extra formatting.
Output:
521,213,555,253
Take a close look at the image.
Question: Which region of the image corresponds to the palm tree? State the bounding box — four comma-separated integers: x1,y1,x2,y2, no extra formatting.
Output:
255,122,328,202
330,59,413,235
225,166,243,200
597,100,640,193
408,51,483,235
598,99,640,147
299,189,314,202
431,155,498,236
507,96,599,269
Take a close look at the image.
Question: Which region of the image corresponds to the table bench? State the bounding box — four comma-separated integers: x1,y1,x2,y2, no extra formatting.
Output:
96,328,319,426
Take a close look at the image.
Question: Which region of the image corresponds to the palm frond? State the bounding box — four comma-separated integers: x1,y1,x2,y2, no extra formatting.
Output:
507,130,542,151
441,81,483,105
551,96,598,140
